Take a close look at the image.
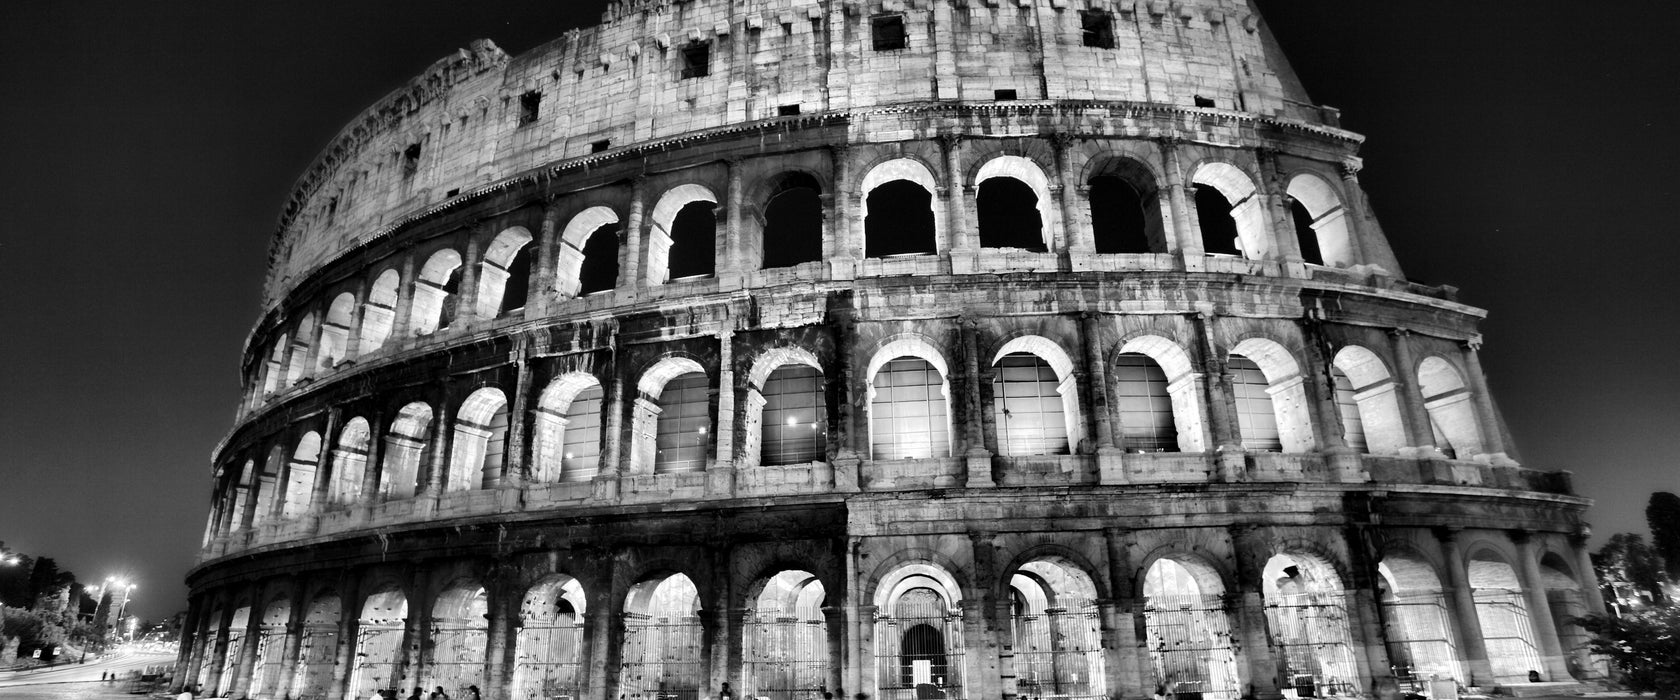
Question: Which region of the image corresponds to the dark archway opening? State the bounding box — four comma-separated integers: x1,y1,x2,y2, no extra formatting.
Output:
500,244,533,314
669,202,717,279
578,225,620,295
899,623,949,688
866,181,937,257
1089,175,1152,253
762,174,824,268
438,267,463,329
1195,188,1242,256
1291,200,1325,265
977,178,1045,251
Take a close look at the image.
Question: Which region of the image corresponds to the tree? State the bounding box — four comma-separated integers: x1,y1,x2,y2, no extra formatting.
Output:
1595,533,1667,608
1577,605,1680,699
1650,492,1680,579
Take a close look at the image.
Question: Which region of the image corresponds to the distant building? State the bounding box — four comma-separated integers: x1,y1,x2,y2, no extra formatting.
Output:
180,1,1604,699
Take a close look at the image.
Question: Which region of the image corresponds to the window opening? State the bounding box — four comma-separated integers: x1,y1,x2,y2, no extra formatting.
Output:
578,225,620,295
655,373,711,473
402,143,421,179
520,91,542,125
668,201,717,280
1195,187,1243,256
992,354,1068,456
870,357,951,460
1081,10,1115,49
993,89,1018,101
1089,175,1152,254
591,139,611,153
976,178,1045,251
762,177,824,269
777,104,802,116
1194,95,1217,108
865,181,936,257
1229,355,1281,451
680,41,711,79
560,385,604,481
1291,200,1325,265
1114,353,1178,451
445,188,460,198
872,14,907,51
762,365,827,465
1331,368,1367,452
500,244,533,314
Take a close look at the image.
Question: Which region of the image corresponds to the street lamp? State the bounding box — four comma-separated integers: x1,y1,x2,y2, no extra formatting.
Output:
106,578,136,646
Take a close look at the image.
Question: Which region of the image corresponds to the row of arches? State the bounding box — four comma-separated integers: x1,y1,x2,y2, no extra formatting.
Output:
214,330,1497,538
252,152,1368,409
183,530,1598,700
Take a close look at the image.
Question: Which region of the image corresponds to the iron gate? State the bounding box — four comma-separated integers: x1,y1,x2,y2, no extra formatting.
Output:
874,609,965,700
1473,590,1541,683
1265,592,1360,696
218,631,247,697
1379,593,1460,685
513,620,585,700
619,615,703,700
1143,595,1241,700
350,624,405,697
426,623,489,694
1012,604,1106,700
742,616,829,700
291,624,340,700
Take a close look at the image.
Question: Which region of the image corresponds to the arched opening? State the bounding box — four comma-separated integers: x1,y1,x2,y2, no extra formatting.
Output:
196,604,223,691
1228,355,1280,451
1089,176,1153,254
1192,163,1268,260
262,337,288,397
1195,188,1243,256
578,225,620,295
448,387,509,492
1377,555,1461,684
425,581,489,693
1228,339,1315,454
873,565,965,700
620,573,704,700
411,249,464,335
865,181,937,257
742,570,829,700
217,604,252,697
281,432,322,518
292,592,342,699
1263,553,1360,696
655,372,711,473
251,597,291,699
350,586,409,699
1114,353,1179,452
1285,174,1355,268
514,576,587,700
359,269,400,355
1010,559,1106,700
228,460,255,532
1468,552,1542,682
977,178,1046,251
253,446,283,526
476,227,535,317
761,173,824,269
330,417,371,504
1418,357,1484,460
1141,556,1241,700
759,364,828,466
991,347,1078,456
1538,554,1590,678
285,314,318,386
320,293,356,371
869,353,953,460
532,373,605,483
556,207,621,298
1331,346,1405,456
380,402,433,500
648,186,720,284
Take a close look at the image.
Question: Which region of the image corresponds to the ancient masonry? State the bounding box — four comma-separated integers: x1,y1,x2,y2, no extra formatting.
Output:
178,1,1604,699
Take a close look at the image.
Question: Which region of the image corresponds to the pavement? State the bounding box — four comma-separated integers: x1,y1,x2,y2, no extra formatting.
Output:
0,649,177,700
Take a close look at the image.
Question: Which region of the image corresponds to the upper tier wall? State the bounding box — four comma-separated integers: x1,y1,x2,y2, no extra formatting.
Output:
267,0,1315,308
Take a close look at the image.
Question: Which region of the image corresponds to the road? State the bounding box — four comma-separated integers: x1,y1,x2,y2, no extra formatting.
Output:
0,649,177,700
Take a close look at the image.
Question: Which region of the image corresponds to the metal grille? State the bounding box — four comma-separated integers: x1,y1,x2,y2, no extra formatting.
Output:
1265,593,1361,696
1012,603,1106,700
291,625,340,700
655,373,711,473
1143,595,1241,700
1473,589,1541,682
425,623,489,694
993,354,1069,456
218,631,246,697
351,624,405,698
619,615,703,700
1229,357,1281,451
513,620,585,700
874,598,964,700
870,358,952,460
742,616,829,700
1379,593,1460,684
561,385,604,482
761,366,827,465
252,626,287,697
1114,354,1178,452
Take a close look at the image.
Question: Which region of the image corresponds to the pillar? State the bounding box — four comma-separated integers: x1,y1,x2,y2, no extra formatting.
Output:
1255,149,1302,265
1159,139,1202,264
1512,532,1570,680
532,203,563,311
1461,341,1513,464
940,133,972,251
1052,132,1091,253
1336,162,1371,266
504,349,534,488
329,571,362,700
172,595,204,692
828,296,862,491
1084,312,1126,483
965,532,1004,699
204,594,235,695
1387,330,1439,457
1567,530,1607,616
422,388,452,497
360,410,387,505
313,408,343,507
391,255,418,342
455,233,483,325
724,158,746,276
1434,528,1492,685
1193,313,1244,480
596,333,626,501
484,573,517,700
959,319,994,487
398,567,429,693
1102,527,1148,700
272,578,308,700
828,144,859,271
1230,525,1283,700
621,177,646,291
231,583,265,698
711,329,738,496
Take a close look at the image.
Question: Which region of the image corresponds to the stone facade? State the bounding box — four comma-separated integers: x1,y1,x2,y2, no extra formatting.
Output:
181,2,1603,700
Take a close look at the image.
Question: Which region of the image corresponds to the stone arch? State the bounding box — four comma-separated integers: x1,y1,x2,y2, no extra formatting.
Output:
648,184,719,284
742,346,827,468
1084,153,1168,254
349,584,408,699
990,335,1083,455
974,154,1054,251
532,372,605,483
860,157,942,257
319,292,357,371
633,356,711,474
619,571,704,700
293,590,343,699
752,170,826,269
1537,551,1591,674
284,312,318,385
1139,550,1243,698
866,336,955,460
425,579,489,694
1007,554,1107,699
1263,549,1361,694
740,569,831,699
514,574,588,700
1465,547,1543,682
281,431,323,518
330,417,372,504
251,594,294,699
359,268,401,355
1417,355,1485,459
1377,548,1460,682
475,226,536,317
448,386,509,492
1331,345,1405,455
411,248,464,335
1229,337,1314,453
1192,161,1271,259
261,335,288,397
1286,172,1355,267
556,206,621,298
380,401,434,500
1116,333,1201,452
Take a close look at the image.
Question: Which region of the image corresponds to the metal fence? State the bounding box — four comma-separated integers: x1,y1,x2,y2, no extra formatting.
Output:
742,616,829,700
619,616,703,700
1012,604,1106,700
1142,595,1241,700
513,620,585,700
874,608,965,700
1265,593,1361,697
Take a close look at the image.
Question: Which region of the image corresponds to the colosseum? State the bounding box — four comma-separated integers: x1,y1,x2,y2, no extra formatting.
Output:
177,2,1606,700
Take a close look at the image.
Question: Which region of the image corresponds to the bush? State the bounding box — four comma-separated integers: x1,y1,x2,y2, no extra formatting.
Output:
1578,605,1680,699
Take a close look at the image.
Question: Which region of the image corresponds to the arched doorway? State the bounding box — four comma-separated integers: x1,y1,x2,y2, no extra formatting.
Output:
620,573,704,700
217,603,251,697
425,581,489,693
251,597,291,699
1141,557,1240,700
1009,558,1105,700
1376,555,1460,685
1262,553,1360,696
350,586,408,698
742,570,829,700
514,575,587,700
873,565,965,700
1468,553,1542,682
291,592,342,699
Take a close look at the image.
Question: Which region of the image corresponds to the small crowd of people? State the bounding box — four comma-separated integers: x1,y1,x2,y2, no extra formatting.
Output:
371,684,483,700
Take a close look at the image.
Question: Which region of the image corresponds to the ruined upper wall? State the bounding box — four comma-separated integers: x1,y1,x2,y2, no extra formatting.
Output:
265,0,1321,308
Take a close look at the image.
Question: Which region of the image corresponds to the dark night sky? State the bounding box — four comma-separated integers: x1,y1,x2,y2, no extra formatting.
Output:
0,1,1674,622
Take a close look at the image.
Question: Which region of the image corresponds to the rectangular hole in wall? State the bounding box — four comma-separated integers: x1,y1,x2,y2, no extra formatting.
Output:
994,89,1018,101
591,139,611,153
519,91,542,125
778,104,801,116
871,14,907,51
680,42,711,79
